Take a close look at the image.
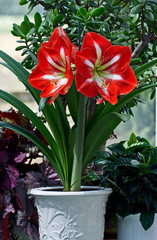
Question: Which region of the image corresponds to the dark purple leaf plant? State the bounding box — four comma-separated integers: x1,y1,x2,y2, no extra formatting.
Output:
0,109,61,240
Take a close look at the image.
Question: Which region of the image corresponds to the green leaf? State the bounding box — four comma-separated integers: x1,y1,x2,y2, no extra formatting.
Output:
140,212,154,230
79,7,87,17
134,59,157,77
26,27,36,37
0,50,40,103
103,82,157,119
15,46,26,51
19,0,28,5
150,88,155,100
124,142,151,155
0,121,51,162
105,0,112,6
112,0,121,6
34,12,42,29
131,4,143,14
0,120,65,182
143,191,152,210
107,142,125,155
103,22,110,36
131,58,141,64
132,13,139,23
48,9,55,21
24,15,29,22
0,90,59,156
54,96,70,144
11,30,21,37
93,151,110,165
39,97,50,112
147,0,157,5
20,21,30,35
128,132,137,146
27,51,38,64
150,147,157,164
145,11,154,21
68,127,77,176
0,51,66,163
91,7,105,18
54,8,58,15
12,23,23,37
83,112,128,169
66,81,79,124
71,94,87,190
53,14,64,25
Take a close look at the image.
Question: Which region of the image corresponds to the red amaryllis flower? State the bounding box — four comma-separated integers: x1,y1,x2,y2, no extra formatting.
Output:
29,27,73,104
75,32,137,105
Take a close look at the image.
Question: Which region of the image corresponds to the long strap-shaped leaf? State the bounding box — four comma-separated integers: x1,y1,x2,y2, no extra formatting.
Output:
0,89,60,159
87,82,157,132
134,59,157,77
0,50,40,103
54,96,71,186
83,112,129,170
54,96,70,148
66,81,79,124
0,121,64,182
103,83,157,116
0,50,68,169
86,57,157,130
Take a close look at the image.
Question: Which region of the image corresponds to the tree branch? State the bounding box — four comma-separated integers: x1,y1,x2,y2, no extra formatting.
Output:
131,33,155,58
75,0,81,6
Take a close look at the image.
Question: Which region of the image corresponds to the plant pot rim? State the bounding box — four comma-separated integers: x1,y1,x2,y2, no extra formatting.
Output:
118,213,157,220
30,186,112,197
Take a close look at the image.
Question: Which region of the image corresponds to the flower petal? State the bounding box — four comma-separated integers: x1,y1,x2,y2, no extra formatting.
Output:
40,79,67,98
29,65,50,90
48,93,59,104
75,71,98,98
72,44,79,63
38,40,68,75
49,27,72,50
82,32,112,54
99,45,132,73
95,67,137,105
75,48,96,78
96,82,118,105
114,66,138,95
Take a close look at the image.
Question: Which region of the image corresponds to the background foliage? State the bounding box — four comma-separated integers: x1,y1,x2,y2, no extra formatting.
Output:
9,0,157,146
11,0,157,71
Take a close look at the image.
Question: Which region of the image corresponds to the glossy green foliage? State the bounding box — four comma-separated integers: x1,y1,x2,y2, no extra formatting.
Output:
11,0,157,71
95,133,157,230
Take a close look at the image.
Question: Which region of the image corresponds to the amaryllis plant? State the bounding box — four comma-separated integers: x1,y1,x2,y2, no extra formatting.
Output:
0,27,157,191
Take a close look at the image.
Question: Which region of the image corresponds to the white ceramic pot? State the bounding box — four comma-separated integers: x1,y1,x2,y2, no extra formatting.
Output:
117,214,157,240
30,186,112,240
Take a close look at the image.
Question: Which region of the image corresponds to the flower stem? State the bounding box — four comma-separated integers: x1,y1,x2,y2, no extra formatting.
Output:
70,93,87,191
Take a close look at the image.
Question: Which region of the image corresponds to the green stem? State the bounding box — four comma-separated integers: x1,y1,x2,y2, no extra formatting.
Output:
70,93,87,191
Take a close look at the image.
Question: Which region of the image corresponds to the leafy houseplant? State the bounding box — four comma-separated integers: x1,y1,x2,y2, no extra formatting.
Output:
0,25,138,191
0,28,152,240
0,1,157,239
95,133,157,230
0,109,61,240
1,25,157,191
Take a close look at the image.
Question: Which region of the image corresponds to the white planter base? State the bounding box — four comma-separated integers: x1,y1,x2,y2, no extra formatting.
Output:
117,214,157,240
31,186,112,240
